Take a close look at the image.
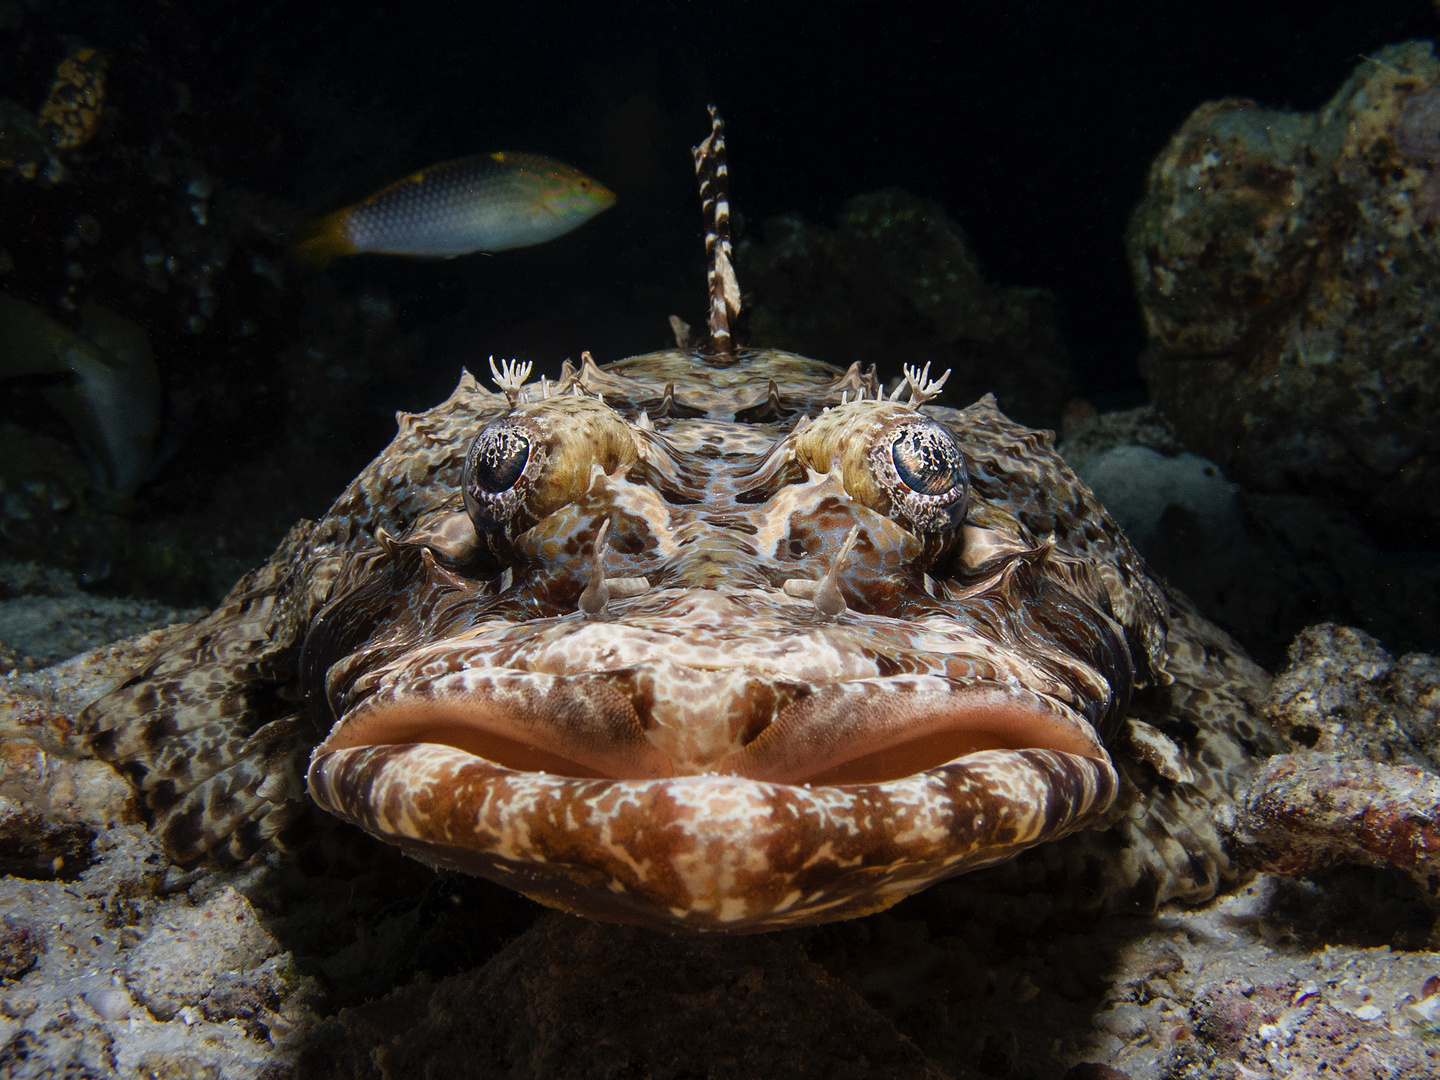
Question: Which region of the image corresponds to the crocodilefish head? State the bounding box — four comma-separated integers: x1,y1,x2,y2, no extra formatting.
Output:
300,344,1163,932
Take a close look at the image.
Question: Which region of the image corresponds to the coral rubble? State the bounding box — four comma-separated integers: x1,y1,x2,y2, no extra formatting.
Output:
1235,624,1440,902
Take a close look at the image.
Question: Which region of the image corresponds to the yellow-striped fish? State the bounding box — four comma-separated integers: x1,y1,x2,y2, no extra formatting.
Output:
292,152,615,264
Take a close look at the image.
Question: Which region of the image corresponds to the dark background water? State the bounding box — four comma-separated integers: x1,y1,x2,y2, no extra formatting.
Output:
9,0,1435,400
182,0,1437,397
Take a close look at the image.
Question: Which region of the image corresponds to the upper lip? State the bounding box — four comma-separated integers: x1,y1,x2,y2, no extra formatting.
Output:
314,665,1109,787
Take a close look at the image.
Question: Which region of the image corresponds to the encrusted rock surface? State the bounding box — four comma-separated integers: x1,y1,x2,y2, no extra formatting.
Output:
1261,623,1440,768
126,887,282,1022
1171,956,1440,1079
1238,754,1440,902
1235,625,1440,904
1128,41,1440,544
737,187,1076,429
0,827,308,1080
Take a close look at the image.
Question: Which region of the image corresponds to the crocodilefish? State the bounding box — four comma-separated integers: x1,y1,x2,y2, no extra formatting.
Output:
292,152,615,264
80,110,1277,932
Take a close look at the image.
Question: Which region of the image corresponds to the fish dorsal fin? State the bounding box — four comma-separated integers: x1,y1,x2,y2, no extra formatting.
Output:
692,105,741,360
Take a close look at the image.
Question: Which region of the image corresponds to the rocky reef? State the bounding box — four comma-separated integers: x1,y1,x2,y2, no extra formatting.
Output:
1128,41,1440,548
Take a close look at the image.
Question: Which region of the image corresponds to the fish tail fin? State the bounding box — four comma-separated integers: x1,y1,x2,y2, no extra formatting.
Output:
290,208,356,265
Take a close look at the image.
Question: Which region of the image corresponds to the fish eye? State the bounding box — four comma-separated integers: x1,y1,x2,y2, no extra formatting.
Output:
872,418,969,536
464,422,535,534
890,424,965,497
470,427,530,494
788,407,969,539
461,400,642,540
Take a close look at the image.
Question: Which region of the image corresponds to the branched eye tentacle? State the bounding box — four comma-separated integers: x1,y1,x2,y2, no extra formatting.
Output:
488,355,534,403
892,362,951,406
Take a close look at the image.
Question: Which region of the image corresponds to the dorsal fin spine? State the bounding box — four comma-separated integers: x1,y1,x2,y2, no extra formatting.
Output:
692,105,741,359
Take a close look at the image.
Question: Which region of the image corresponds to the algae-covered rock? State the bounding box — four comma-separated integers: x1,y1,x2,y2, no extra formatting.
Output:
1128,42,1440,542
1262,623,1440,769
738,188,1075,429
1235,628,1440,911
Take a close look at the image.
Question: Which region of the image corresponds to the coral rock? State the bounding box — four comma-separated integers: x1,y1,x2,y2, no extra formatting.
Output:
1183,977,1440,1079
1235,624,1440,902
0,918,42,982
1128,42,1440,542
1236,752,1440,900
1263,623,1440,768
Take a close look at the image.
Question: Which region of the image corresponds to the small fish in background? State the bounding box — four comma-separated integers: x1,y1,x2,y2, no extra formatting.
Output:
292,152,616,264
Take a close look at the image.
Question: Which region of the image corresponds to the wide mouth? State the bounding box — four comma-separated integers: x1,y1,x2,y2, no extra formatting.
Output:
316,673,1108,787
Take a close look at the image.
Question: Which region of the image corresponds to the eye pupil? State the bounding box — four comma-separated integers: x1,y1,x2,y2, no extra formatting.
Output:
891,427,964,496
471,429,530,493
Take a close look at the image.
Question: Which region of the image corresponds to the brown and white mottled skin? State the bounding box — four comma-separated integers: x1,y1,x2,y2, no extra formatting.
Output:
76,115,1278,932
74,348,1276,930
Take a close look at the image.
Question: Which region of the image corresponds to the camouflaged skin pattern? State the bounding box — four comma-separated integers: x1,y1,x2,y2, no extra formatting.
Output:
969,589,1276,911
77,348,1275,923
79,369,513,863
